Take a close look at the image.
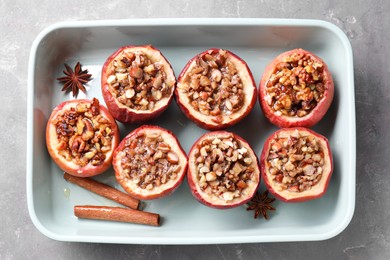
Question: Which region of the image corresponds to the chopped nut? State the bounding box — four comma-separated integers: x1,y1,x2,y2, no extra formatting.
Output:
225,99,233,111
236,180,247,189
244,157,252,165
83,149,97,159
152,75,163,89
129,67,143,79
76,103,89,113
312,153,322,162
107,75,116,84
284,160,295,171
125,88,135,98
144,64,156,74
167,151,179,164
158,142,171,152
211,69,222,82
206,172,217,182
139,98,148,106
76,118,85,135
153,150,163,160
232,162,243,174
116,73,127,81
151,89,162,100
222,192,234,201
303,164,315,176
200,166,210,174
200,146,208,157
81,119,94,141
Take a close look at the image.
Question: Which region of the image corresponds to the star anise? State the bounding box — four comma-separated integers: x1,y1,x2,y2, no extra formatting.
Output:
246,190,276,220
57,62,92,98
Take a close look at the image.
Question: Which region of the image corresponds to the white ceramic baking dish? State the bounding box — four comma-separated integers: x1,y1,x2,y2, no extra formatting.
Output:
27,18,355,244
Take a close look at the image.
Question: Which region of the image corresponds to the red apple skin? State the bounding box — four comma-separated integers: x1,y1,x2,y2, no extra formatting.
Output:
259,48,334,128
101,45,176,124
46,99,120,177
260,127,333,203
175,48,257,130
113,125,188,200
187,131,261,209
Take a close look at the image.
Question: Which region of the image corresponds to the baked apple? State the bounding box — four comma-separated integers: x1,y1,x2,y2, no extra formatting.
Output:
260,127,333,202
187,131,260,209
46,98,120,177
113,125,188,200
101,45,176,123
259,48,334,128
176,48,257,130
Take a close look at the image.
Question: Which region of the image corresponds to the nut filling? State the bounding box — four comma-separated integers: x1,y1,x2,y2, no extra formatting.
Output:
194,136,255,201
119,133,181,190
52,98,114,166
265,52,326,117
182,49,245,121
267,130,325,192
107,50,171,110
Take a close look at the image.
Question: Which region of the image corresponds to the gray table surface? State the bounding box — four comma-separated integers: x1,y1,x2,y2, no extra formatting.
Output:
1,0,389,259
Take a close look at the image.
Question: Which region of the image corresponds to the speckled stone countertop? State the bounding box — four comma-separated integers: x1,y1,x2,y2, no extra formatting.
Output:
1,0,389,259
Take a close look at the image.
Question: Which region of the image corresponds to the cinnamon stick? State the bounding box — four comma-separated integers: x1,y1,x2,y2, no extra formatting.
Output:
74,205,160,226
64,172,140,210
